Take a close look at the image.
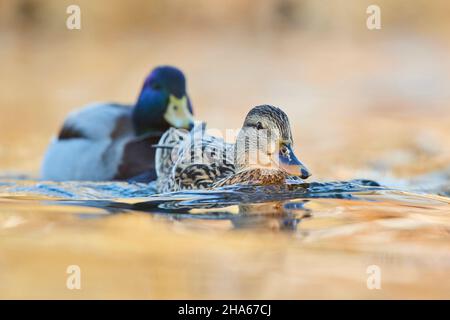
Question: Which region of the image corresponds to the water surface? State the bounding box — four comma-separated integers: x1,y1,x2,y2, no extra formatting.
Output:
1,177,449,299
1,23,450,299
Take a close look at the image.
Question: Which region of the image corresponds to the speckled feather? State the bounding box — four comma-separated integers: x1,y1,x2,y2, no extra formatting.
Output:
155,105,305,192
155,126,235,192
243,105,293,143
213,168,289,188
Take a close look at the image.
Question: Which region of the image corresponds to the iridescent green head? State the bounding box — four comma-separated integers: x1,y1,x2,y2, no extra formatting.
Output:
133,66,195,135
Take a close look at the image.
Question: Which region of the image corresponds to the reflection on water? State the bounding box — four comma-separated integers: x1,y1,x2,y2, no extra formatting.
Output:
1,177,449,298
0,178,383,227
1,0,450,298
1,25,450,299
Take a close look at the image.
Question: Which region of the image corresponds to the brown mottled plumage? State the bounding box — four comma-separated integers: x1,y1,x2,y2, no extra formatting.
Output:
213,168,289,188
155,105,310,192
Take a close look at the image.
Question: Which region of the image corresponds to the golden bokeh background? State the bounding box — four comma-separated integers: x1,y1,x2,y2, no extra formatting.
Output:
1,0,450,299
1,0,449,180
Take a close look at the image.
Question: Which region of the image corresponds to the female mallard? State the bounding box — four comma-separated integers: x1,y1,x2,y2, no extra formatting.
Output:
155,105,310,193
41,66,195,182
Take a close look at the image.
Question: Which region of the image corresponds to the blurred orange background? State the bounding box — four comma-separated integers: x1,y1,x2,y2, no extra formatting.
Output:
1,0,450,300
1,0,450,182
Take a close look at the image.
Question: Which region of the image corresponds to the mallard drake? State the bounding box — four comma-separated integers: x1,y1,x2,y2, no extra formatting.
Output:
155,105,310,192
41,66,195,182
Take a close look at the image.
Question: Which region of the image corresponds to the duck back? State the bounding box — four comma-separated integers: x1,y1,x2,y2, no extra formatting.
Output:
41,103,134,181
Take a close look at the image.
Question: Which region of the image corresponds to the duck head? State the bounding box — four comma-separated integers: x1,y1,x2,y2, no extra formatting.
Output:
132,66,195,135
235,105,311,179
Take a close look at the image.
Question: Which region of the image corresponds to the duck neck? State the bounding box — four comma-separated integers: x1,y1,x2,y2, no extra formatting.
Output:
233,142,278,174
132,96,170,136
234,127,280,173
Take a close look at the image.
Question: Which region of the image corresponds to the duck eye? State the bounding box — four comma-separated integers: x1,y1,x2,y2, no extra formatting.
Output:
256,122,263,130
152,83,162,90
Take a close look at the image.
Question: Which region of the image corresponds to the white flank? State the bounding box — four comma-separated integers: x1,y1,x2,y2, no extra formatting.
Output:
41,103,134,181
